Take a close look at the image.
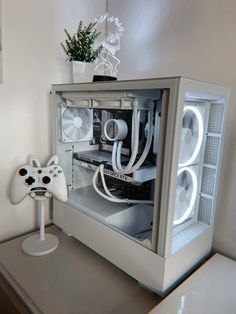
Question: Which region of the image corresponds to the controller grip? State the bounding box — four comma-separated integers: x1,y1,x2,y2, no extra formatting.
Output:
48,176,68,203
10,179,27,204
54,189,68,202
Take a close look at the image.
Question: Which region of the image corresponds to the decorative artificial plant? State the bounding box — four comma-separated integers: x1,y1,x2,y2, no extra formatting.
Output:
61,21,103,63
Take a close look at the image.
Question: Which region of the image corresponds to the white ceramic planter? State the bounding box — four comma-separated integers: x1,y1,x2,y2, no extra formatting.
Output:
72,61,95,83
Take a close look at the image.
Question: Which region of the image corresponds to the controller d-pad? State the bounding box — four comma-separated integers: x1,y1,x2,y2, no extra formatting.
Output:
19,168,28,176
42,176,51,184
25,176,35,186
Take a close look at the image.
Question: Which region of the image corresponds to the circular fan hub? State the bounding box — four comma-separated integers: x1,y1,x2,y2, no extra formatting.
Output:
179,106,204,167
182,128,192,145
73,117,83,129
176,186,186,203
174,167,198,226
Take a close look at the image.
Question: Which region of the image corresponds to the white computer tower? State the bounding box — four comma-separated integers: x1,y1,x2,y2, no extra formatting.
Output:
51,77,230,295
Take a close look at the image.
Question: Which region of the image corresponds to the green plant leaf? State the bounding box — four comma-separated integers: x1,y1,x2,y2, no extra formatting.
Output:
61,20,103,62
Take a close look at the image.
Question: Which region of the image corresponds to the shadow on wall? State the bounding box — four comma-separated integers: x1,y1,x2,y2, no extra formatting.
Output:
0,0,2,83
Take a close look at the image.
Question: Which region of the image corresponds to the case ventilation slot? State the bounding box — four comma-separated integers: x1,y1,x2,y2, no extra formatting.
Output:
198,196,212,225
197,103,224,226
207,104,224,134
201,167,216,196
204,136,220,166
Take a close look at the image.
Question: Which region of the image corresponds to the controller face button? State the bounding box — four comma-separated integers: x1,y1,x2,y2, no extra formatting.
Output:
53,174,58,177
42,176,51,184
49,170,53,174
38,170,42,174
19,168,28,176
58,170,62,174
25,176,36,185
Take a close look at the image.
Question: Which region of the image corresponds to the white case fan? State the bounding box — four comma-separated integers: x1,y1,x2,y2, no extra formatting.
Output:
175,104,205,230
174,166,198,226
179,106,204,167
60,107,93,143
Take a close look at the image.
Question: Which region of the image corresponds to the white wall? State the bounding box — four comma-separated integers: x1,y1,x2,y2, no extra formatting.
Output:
108,0,236,259
2,0,236,260
0,0,106,241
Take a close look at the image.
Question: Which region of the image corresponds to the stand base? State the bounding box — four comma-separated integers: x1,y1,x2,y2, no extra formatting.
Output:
21,233,59,256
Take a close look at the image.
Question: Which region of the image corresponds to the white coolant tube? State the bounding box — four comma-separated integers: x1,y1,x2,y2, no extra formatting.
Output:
92,165,153,204
116,102,154,174
111,102,140,174
111,141,120,172
126,103,154,174
99,164,116,198
116,140,124,171
131,110,140,151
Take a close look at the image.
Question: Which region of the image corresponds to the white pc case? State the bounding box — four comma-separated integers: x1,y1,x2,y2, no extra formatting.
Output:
51,77,230,295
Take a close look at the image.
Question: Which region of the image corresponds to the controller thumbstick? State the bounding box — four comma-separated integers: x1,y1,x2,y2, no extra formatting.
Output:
43,176,51,184
19,168,28,176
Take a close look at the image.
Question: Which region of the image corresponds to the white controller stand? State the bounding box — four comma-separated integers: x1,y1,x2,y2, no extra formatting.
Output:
21,194,59,256
10,155,68,256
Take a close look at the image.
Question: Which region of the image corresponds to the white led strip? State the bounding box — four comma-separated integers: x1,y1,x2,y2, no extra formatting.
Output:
174,167,198,225
179,106,204,167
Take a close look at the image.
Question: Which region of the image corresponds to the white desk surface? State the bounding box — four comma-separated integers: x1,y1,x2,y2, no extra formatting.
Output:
149,253,236,314
0,225,160,314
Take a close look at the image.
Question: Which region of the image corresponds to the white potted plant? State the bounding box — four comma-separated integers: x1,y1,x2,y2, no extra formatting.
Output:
61,21,102,83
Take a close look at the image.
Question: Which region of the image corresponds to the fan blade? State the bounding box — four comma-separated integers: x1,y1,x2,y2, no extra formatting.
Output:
179,106,203,166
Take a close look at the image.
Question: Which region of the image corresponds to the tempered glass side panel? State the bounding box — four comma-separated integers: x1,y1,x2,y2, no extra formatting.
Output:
53,86,166,251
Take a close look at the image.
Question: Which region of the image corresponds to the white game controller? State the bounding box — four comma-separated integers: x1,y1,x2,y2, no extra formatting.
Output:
10,155,68,257
10,155,68,204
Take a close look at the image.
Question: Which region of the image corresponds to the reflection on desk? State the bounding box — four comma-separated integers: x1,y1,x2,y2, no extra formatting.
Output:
0,225,161,314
